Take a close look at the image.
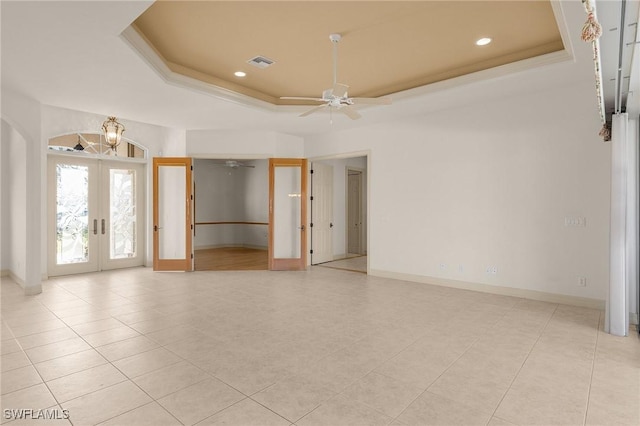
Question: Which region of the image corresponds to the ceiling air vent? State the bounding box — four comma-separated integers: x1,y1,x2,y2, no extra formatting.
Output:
247,56,275,69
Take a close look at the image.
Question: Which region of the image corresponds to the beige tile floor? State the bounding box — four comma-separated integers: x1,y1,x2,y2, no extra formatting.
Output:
318,256,367,274
1,267,639,426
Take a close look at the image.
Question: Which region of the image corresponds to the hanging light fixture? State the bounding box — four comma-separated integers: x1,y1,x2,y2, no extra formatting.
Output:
73,135,84,151
101,116,125,154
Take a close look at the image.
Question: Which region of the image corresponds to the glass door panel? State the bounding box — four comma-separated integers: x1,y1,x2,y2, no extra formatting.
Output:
153,158,193,271
101,161,145,270
48,157,99,276
269,158,307,270
273,166,302,258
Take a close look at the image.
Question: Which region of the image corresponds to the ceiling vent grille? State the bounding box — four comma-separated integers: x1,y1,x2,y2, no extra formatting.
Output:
247,56,275,69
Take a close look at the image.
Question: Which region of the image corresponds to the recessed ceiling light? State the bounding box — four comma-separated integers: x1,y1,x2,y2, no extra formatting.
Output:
476,37,492,46
234,71,246,77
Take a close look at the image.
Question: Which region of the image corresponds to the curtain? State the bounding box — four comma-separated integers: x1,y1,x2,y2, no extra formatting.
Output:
605,114,639,336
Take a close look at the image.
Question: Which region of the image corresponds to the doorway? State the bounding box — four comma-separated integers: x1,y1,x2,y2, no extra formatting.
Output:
310,155,368,273
47,155,145,276
347,168,364,256
191,159,268,271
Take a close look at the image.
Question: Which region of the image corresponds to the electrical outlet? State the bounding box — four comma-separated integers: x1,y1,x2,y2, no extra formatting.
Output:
565,217,586,227
486,266,497,275
439,263,446,270
458,265,464,272
578,277,587,287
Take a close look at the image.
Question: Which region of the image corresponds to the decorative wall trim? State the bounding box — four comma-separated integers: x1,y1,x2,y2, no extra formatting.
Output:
369,269,605,310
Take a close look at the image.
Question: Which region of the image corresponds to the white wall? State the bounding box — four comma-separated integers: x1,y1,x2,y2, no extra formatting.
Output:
242,159,269,247
0,120,27,281
187,129,304,158
305,83,611,305
0,123,6,273
1,89,43,293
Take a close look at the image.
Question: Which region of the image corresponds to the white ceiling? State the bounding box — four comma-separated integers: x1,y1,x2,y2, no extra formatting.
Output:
0,1,624,136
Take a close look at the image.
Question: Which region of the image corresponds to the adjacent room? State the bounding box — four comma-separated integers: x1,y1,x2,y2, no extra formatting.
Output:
193,159,269,271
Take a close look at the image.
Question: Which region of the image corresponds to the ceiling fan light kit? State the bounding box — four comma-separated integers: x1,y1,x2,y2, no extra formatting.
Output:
281,33,392,121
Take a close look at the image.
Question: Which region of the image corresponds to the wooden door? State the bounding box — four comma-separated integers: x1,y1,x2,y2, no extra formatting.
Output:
268,158,307,270
153,157,193,271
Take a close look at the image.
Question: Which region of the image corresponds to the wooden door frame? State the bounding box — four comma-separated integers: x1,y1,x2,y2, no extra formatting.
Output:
153,157,193,271
268,158,307,270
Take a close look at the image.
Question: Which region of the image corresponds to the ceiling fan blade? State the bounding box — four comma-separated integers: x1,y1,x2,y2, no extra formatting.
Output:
339,105,362,120
332,83,349,98
350,97,392,105
300,104,328,117
280,96,325,102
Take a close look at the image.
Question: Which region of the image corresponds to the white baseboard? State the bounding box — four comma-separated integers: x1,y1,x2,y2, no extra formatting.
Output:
195,244,267,251
1,271,43,295
333,253,347,260
369,269,605,310
8,271,24,286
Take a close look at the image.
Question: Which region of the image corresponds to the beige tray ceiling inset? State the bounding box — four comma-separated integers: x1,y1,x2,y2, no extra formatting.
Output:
132,1,563,105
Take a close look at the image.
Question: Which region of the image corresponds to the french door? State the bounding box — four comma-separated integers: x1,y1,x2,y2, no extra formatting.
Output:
48,156,145,276
269,158,307,270
152,158,193,271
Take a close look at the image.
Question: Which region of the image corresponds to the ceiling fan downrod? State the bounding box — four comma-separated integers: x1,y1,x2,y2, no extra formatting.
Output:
330,33,341,87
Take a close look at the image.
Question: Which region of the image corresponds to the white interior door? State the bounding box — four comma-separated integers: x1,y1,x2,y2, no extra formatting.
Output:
48,156,146,276
311,163,333,264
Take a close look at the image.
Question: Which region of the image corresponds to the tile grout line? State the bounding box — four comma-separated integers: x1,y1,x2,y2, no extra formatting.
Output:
582,312,603,426
387,303,511,425
487,303,560,422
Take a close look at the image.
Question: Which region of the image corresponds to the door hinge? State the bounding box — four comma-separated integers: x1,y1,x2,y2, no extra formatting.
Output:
190,224,193,230
191,253,194,259
310,196,314,201
310,249,314,254
191,195,193,200
310,222,313,228
310,169,314,174
190,165,193,170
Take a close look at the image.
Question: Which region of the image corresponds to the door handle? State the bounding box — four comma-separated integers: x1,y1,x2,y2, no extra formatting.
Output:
93,219,98,235
101,219,105,235
330,223,333,228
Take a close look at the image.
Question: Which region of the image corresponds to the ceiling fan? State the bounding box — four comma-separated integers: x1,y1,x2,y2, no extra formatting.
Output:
281,33,391,120
213,160,255,169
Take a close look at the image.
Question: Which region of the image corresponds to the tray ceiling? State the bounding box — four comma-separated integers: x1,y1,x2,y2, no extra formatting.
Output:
131,1,564,106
